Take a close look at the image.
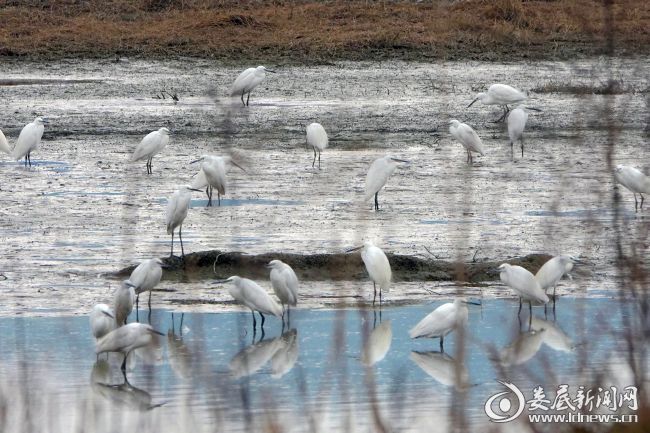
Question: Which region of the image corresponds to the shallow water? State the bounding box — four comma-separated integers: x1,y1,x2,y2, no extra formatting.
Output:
0,297,644,433
0,57,648,315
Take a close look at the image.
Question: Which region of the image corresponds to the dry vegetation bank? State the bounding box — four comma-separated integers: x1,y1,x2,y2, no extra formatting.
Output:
0,1,649,62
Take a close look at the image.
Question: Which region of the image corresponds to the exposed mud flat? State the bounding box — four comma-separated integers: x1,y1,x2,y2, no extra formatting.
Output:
0,58,647,316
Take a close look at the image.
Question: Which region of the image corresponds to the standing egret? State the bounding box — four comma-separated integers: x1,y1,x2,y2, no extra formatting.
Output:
498,263,549,316
90,304,115,340
165,185,202,257
507,106,528,158
267,260,299,323
535,255,577,297
214,276,282,333
230,65,276,106
409,299,468,351
11,117,46,167
114,280,136,326
130,258,166,311
347,241,391,305
190,155,245,206
449,120,485,164
306,123,328,169
0,128,11,155
95,323,164,372
364,156,408,210
614,164,650,211
131,127,170,174
468,84,527,121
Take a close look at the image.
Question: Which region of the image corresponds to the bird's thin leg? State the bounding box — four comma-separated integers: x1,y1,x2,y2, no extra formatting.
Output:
206,187,211,207
24,155,27,167
553,296,557,321
218,192,221,206
170,231,174,257
510,141,514,160
373,309,377,329
466,149,470,164
27,152,32,167
246,92,250,106
372,282,377,306
179,225,184,257
641,194,645,209
518,297,522,315
251,309,257,329
553,284,557,298
318,151,321,170
260,312,265,329
529,301,532,317
312,147,317,168
121,352,128,372
147,308,152,324
136,294,140,318
634,193,639,211
148,289,152,310
521,137,524,158
379,287,382,306
287,306,291,326
528,307,532,330
180,313,184,334
374,192,379,211
241,90,245,106
544,302,548,320
440,336,444,352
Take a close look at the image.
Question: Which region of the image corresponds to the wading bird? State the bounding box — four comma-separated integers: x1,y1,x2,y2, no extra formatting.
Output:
306,123,328,169
90,304,115,341
364,156,408,210
268,260,298,323
190,155,245,206
12,117,46,167
230,65,276,106
468,84,527,122
0,128,10,155
507,106,528,158
165,186,202,257
131,127,170,174
130,258,166,311
449,120,485,164
114,280,136,326
498,263,549,316
409,299,469,351
535,255,577,297
614,164,650,211
95,323,164,372
214,276,282,333
347,241,391,305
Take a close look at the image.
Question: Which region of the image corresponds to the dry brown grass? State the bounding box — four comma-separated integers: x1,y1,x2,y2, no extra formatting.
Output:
0,0,649,61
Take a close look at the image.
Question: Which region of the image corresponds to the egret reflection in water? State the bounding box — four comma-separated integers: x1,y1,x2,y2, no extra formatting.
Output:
90,360,164,411
229,334,287,379
361,320,392,367
500,329,546,367
410,351,469,389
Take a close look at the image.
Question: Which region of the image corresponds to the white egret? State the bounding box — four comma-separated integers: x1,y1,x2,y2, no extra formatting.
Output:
409,299,468,351
0,128,11,155
270,329,299,378
131,127,170,174
268,259,298,322
165,185,202,257
449,120,485,164
410,351,469,389
468,84,527,121
95,322,164,372
306,122,328,169
535,255,576,297
190,155,245,206
361,320,392,367
364,155,409,210
11,117,46,167
498,263,549,315
114,280,136,326
347,241,391,305
500,329,546,367
90,304,115,340
507,106,528,158
230,65,276,106
214,276,283,332
614,164,650,211
129,258,166,310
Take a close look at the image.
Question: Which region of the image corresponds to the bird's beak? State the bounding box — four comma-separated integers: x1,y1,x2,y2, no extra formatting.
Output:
125,281,136,288
467,98,479,108
231,161,246,173
463,300,482,306
160,263,171,270
390,158,410,163
102,310,114,318
266,69,277,73
525,106,542,112
213,279,230,284
42,118,50,124
190,158,204,164
189,188,203,192
150,329,165,336
346,246,363,253
265,264,273,269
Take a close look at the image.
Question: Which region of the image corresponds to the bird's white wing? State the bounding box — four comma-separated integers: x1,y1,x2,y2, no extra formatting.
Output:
0,128,11,154
457,124,485,155
534,257,563,291
364,158,396,200
165,190,190,233
409,303,458,338
132,131,163,162
306,124,328,150
230,68,256,96
361,246,391,290
507,109,528,142
281,266,299,305
490,84,527,104
96,325,135,353
191,168,208,189
203,159,227,195
12,122,43,160
129,261,148,289
242,281,282,317
616,166,650,193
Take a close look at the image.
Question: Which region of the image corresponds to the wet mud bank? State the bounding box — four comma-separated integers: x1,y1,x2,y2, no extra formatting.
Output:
114,251,553,284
